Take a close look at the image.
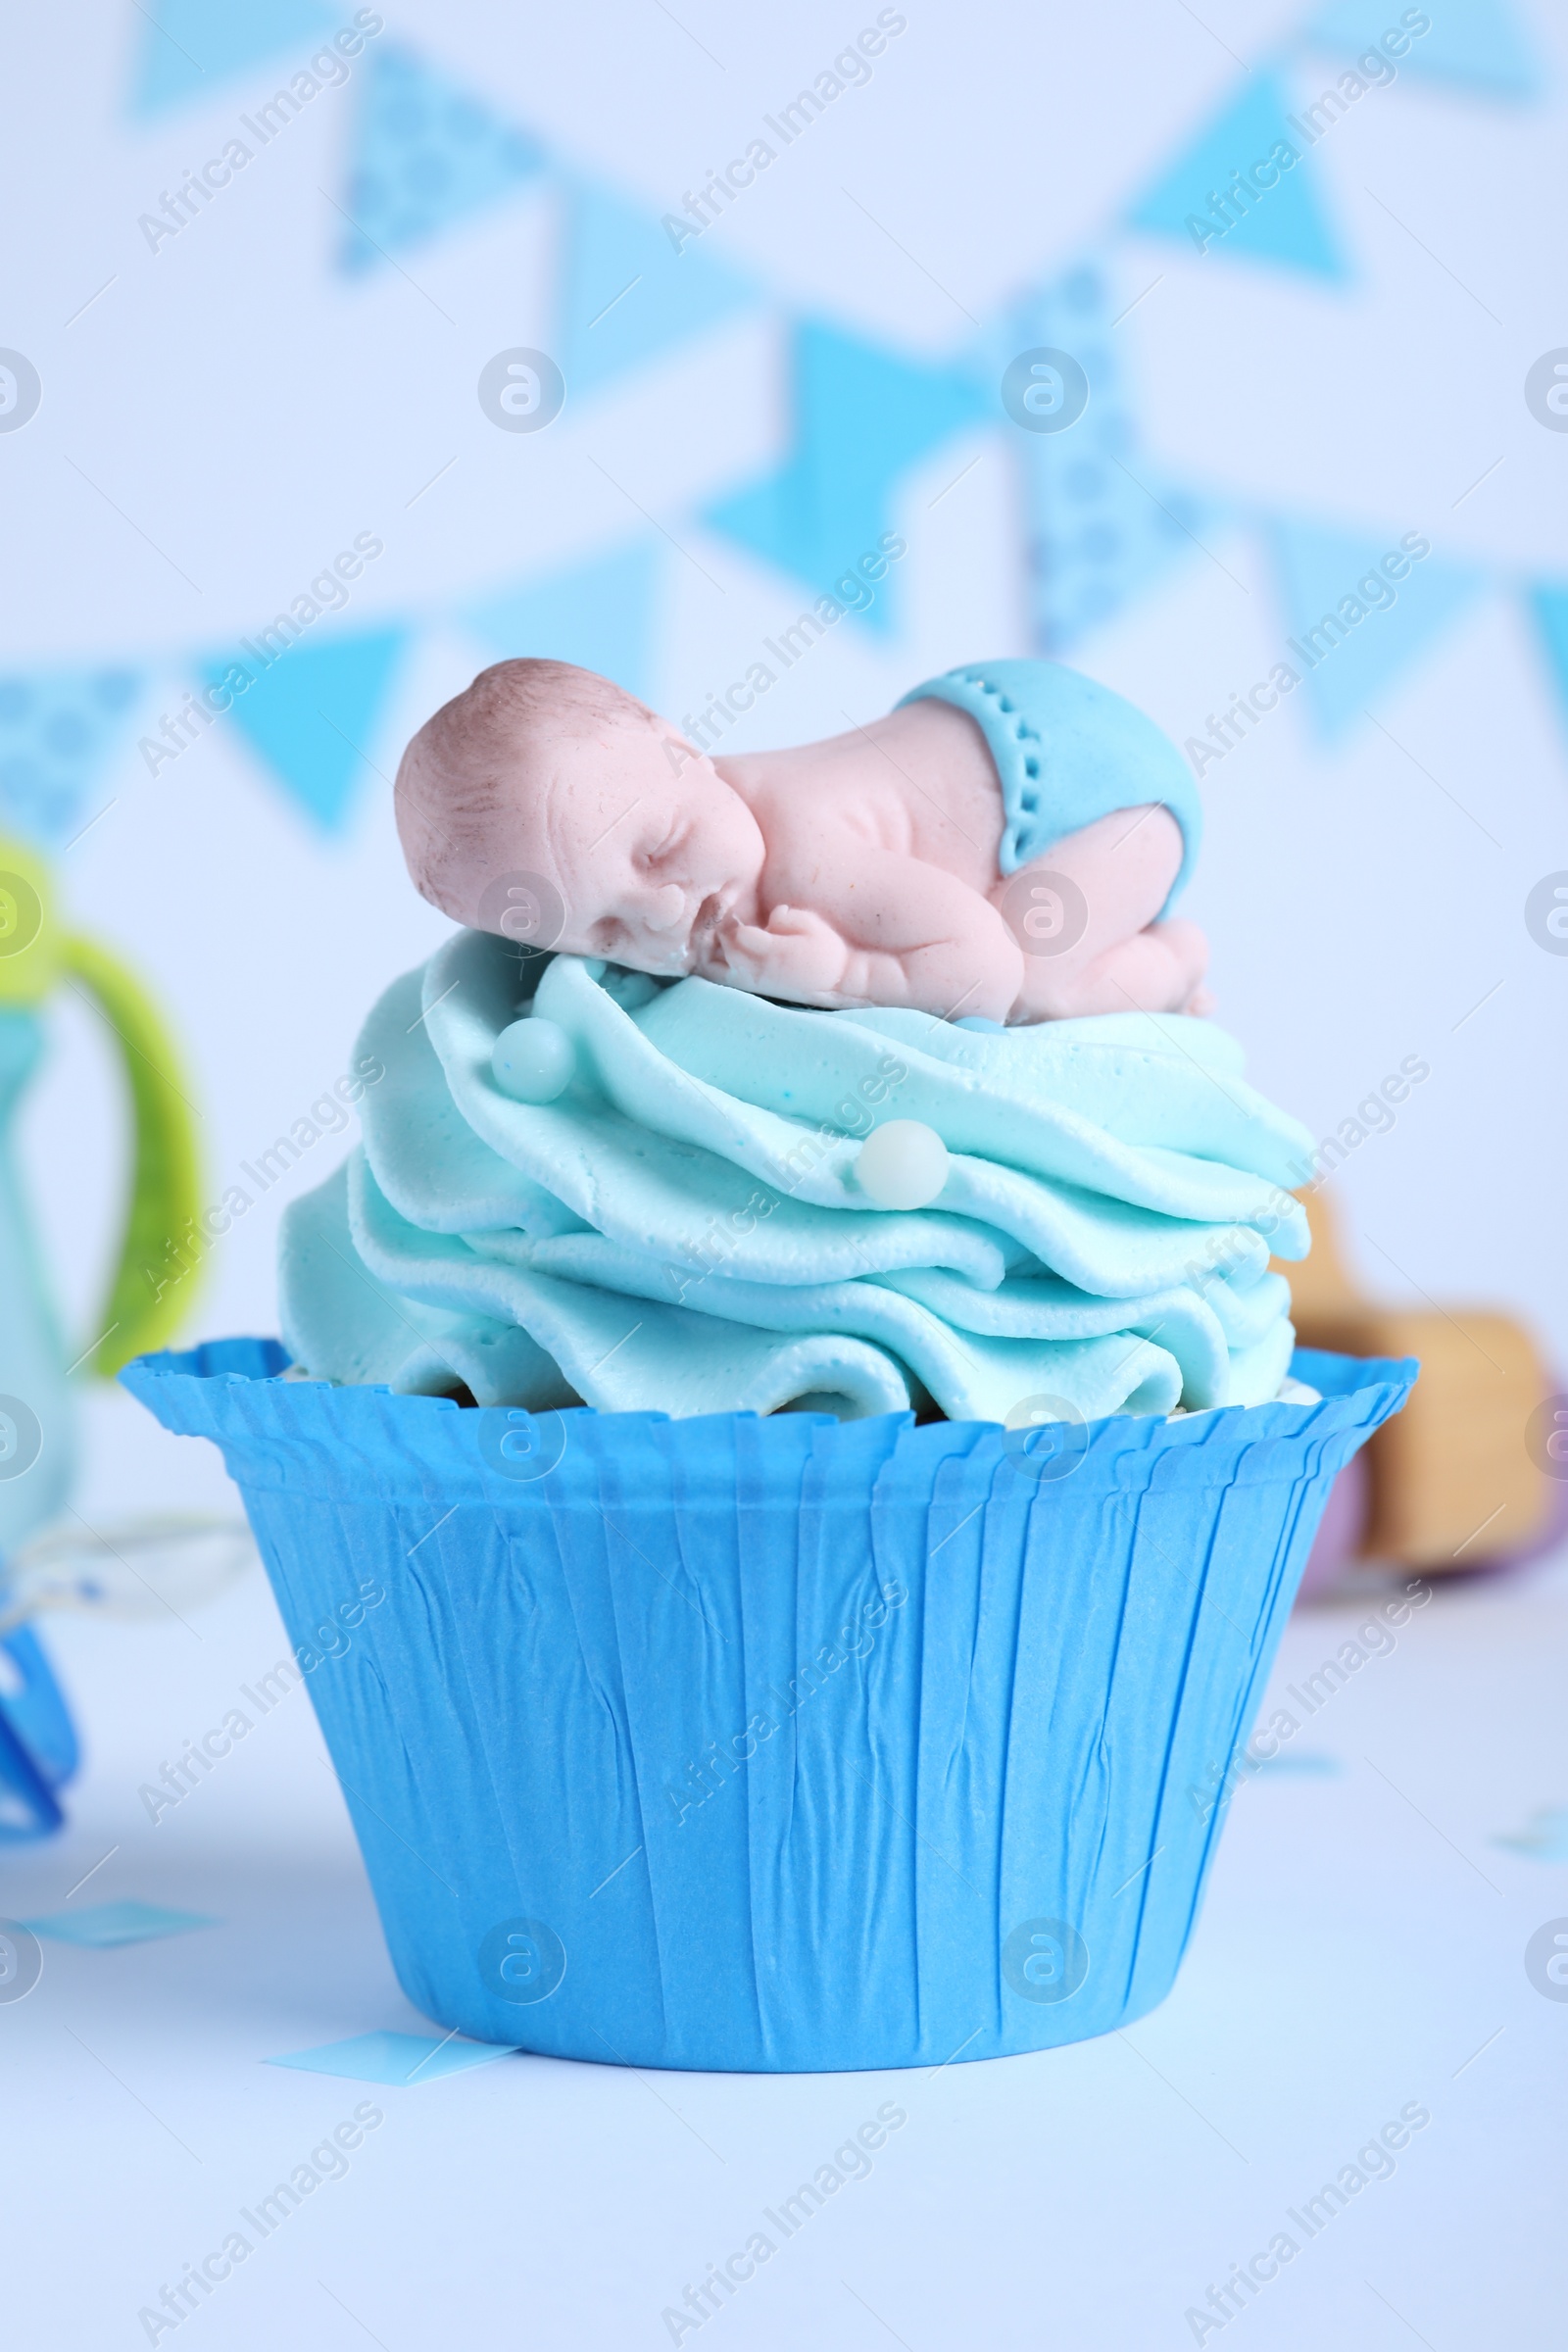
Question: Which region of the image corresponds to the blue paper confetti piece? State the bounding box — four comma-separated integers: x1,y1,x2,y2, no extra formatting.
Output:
267,2030,519,2084
560,181,755,401
1305,0,1543,101
1493,1806,1568,1861
1266,518,1483,741
463,539,662,704
24,1899,217,1946
1127,70,1348,279
128,0,334,118
705,319,988,630
338,44,545,274
1250,1749,1343,1777
202,625,406,831
995,259,1216,656
0,665,143,850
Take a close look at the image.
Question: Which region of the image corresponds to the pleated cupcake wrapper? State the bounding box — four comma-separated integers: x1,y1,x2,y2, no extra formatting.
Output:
123,1341,1415,2074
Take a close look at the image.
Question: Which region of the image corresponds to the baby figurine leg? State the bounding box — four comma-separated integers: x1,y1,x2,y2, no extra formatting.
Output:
996,805,1212,1021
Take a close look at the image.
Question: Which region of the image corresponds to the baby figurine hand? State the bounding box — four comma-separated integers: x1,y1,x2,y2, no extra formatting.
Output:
714,906,849,997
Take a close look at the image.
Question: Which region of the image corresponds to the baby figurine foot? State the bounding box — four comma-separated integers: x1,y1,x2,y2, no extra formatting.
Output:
999,817,1209,1021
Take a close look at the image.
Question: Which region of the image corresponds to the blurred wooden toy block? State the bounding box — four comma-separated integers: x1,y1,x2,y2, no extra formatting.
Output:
1278,1190,1555,1572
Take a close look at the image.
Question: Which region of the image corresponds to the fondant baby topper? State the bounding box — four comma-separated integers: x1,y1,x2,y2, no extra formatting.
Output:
395,658,1211,1025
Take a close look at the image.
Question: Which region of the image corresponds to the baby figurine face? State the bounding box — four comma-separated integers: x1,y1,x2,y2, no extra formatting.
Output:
396,663,763,977
553,724,766,976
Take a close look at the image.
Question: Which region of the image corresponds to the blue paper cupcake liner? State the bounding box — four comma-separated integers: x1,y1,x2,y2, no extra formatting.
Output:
123,1342,1414,2074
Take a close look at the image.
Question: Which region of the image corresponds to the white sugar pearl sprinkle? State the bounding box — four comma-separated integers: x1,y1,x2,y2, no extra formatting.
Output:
855,1120,950,1210
491,1016,575,1104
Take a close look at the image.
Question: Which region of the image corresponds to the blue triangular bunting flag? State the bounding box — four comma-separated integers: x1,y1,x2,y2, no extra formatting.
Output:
560,184,755,400
1266,520,1482,740
128,0,333,117
203,626,406,829
704,320,988,629
338,45,545,274
1305,0,1543,101
463,540,662,703
0,666,144,848
996,260,1218,654
1127,70,1348,278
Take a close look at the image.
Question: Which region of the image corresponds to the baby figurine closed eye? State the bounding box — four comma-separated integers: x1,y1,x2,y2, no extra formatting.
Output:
395,657,1212,1025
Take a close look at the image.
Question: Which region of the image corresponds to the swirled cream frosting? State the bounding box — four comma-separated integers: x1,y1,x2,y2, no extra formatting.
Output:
279,930,1312,1423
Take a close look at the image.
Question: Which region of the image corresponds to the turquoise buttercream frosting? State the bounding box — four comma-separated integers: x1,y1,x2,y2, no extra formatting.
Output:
279,930,1313,1423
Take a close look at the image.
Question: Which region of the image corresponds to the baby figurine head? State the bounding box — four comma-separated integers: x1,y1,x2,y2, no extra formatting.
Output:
396,660,763,973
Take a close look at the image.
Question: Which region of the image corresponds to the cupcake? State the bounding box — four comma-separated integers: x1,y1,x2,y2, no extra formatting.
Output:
126,931,1413,2071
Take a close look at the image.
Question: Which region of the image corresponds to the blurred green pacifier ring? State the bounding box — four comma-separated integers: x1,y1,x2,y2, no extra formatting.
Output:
0,835,205,1838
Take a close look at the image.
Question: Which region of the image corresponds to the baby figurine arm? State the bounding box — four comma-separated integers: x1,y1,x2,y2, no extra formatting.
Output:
711,852,1025,1022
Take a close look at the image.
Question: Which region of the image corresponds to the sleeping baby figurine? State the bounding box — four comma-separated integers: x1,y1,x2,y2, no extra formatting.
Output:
394,657,1210,1026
